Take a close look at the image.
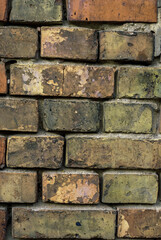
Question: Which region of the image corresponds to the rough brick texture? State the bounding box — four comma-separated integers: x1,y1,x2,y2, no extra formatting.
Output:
63,65,115,98
43,99,100,132
117,67,161,99
0,137,6,169
0,98,38,132
0,170,37,203
66,135,161,169
103,100,158,133
10,0,62,23
7,134,64,168
12,205,116,239
99,31,154,62
0,207,7,240
0,63,7,94
67,0,157,22
0,27,38,58
118,206,161,238
1,0,161,239
42,170,99,204
10,63,115,98
0,0,8,21
102,171,158,204
41,27,98,61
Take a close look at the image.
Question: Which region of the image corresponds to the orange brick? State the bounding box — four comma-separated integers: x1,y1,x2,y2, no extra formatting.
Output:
0,63,7,94
42,170,99,204
0,137,6,169
0,207,7,240
67,0,157,23
0,0,8,21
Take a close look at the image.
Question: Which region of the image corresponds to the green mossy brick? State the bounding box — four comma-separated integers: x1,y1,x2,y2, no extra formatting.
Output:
102,171,158,204
12,204,116,239
10,0,62,23
103,100,158,133
117,67,161,99
43,99,100,132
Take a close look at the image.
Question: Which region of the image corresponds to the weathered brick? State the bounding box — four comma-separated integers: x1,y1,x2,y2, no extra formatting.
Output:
42,170,99,204
12,205,116,239
99,31,154,62
10,0,62,23
158,0,161,7
10,63,114,98
66,135,161,169
0,0,8,21
0,63,7,94
0,207,7,240
117,67,161,99
102,171,158,204
0,170,37,203
10,62,115,98
63,65,115,98
7,134,64,169
0,27,38,59
0,98,38,132
103,100,158,133
67,0,157,22
43,99,100,132
10,63,64,96
0,137,6,169
41,27,98,61
117,206,161,238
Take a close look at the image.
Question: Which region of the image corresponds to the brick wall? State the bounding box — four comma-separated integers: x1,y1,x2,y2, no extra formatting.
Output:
0,0,161,239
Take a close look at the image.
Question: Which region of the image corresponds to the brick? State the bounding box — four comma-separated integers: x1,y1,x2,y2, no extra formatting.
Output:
67,0,157,22
42,170,99,204
10,63,64,96
43,99,100,132
0,63,7,94
0,137,6,169
66,135,161,169
10,63,115,98
117,206,161,238
0,27,38,59
7,134,64,169
0,98,38,132
158,0,161,7
10,0,62,23
41,27,98,61
0,0,8,21
102,171,158,204
63,65,115,98
103,100,158,133
0,170,37,203
12,205,116,239
99,31,154,62
0,207,7,240
117,67,161,99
